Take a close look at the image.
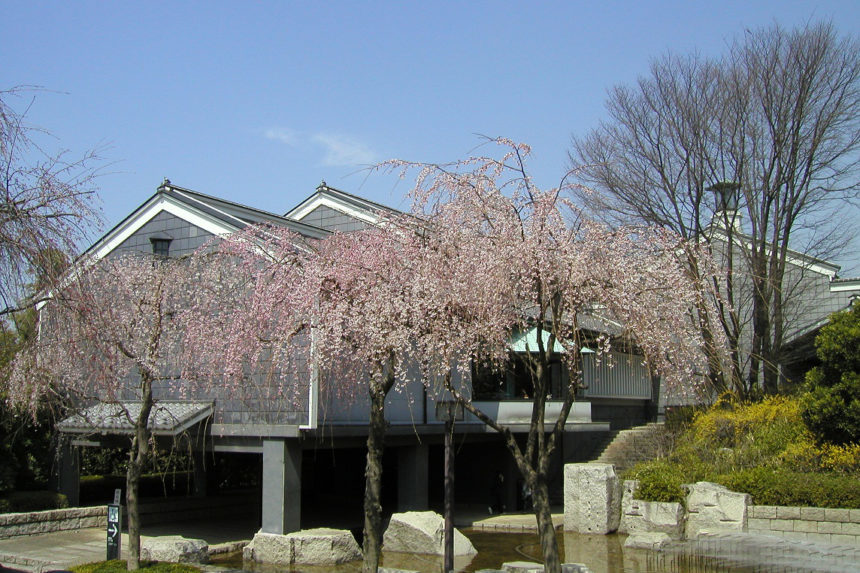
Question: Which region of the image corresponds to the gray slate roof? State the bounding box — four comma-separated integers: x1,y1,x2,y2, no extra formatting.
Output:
58,401,213,435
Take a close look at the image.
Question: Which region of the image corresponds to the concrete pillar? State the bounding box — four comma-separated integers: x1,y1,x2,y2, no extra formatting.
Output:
397,444,429,511
262,439,302,534
54,439,79,507
192,449,207,497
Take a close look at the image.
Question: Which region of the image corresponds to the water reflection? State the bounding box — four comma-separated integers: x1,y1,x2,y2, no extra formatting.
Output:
210,530,800,572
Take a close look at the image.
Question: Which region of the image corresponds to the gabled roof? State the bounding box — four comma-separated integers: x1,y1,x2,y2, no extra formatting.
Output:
706,224,842,279
285,181,404,227
84,180,330,261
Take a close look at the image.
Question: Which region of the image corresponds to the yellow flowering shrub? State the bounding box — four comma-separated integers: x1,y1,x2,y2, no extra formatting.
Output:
677,395,810,471
820,443,860,473
627,396,859,507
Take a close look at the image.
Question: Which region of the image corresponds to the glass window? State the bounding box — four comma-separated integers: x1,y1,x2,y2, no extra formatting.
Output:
472,353,569,400
151,238,171,257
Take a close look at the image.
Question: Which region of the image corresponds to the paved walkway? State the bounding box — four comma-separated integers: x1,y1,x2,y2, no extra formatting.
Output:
0,509,560,572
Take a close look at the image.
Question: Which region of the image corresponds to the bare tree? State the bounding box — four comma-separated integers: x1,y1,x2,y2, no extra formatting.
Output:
0,87,102,314
572,22,860,395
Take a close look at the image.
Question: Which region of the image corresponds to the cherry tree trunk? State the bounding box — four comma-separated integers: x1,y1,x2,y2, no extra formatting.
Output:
532,475,561,573
361,376,390,573
126,457,143,569
126,375,154,570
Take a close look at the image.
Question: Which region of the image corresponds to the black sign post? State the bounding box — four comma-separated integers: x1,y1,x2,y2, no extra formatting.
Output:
107,489,122,560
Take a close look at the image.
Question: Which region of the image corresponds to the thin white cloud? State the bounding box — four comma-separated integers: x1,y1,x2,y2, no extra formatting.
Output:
263,127,299,146
311,132,377,167
263,127,378,167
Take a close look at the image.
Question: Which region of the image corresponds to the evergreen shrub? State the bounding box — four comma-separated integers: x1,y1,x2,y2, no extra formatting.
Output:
0,490,69,513
718,468,860,508
624,396,860,508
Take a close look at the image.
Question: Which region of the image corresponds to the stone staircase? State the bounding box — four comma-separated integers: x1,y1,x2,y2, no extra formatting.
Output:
592,422,669,472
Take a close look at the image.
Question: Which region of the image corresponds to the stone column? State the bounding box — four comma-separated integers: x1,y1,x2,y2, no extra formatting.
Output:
56,439,80,507
397,443,429,511
563,463,621,534
262,439,302,534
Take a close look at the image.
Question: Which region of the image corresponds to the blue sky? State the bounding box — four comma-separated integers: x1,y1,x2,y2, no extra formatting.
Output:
3,1,859,271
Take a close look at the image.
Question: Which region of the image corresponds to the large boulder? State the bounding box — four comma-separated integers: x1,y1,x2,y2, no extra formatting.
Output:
140,535,208,564
243,528,361,566
563,463,621,534
492,563,592,573
383,511,477,556
623,532,672,550
243,531,289,565
499,562,544,573
619,480,685,538
684,482,750,539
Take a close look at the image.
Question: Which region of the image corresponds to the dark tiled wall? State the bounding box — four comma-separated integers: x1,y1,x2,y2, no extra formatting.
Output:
299,205,368,232
112,211,214,257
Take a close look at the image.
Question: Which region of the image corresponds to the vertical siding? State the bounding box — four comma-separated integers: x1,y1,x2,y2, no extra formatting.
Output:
582,351,651,399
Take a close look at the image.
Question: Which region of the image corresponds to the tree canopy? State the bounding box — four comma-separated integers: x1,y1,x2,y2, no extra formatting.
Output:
0,88,102,315
386,139,720,572
802,300,860,445
571,22,860,396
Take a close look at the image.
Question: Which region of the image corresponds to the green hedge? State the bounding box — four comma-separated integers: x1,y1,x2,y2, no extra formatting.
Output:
717,467,860,508
624,460,689,504
0,490,69,513
80,472,193,505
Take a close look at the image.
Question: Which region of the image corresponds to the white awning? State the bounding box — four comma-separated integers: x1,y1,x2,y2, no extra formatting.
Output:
509,327,594,354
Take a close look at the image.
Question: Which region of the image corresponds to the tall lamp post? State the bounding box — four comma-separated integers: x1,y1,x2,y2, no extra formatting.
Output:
436,400,464,573
708,181,741,232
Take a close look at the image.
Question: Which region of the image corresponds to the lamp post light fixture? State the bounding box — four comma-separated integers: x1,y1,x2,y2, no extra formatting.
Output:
708,181,741,212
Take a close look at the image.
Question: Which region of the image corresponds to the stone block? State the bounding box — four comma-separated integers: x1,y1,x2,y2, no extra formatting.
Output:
776,506,801,519
781,531,807,541
563,463,621,534
831,533,858,545
746,518,770,531
824,508,851,522
501,562,544,572
770,519,794,532
623,532,672,550
561,564,593,573
290,528,362,565
841,521,860,535
818,521,843,534
141,536,209,564
806,532,832,544
244,528,361,566
684,482,750,539
383,511,477,556
750,505,777,519
244,532,291,564
800,507,825,521
849,509,860,523
793,520,818,533
619,480,684,539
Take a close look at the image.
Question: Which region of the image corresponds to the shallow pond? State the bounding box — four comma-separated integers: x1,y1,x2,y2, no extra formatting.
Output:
210,529,771,572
